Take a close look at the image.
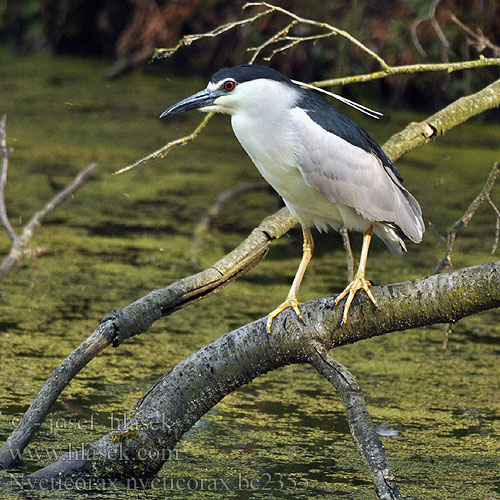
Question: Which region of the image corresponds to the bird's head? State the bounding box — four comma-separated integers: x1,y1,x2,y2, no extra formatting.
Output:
160,65,298,118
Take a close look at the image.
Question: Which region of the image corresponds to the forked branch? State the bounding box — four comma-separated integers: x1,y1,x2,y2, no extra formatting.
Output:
0,115,96,281
435,161,499,274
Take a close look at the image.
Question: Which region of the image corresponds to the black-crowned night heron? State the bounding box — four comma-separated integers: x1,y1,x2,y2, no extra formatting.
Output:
160,65,424,332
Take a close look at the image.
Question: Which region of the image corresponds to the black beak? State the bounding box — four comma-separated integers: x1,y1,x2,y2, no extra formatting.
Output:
159,88,220,118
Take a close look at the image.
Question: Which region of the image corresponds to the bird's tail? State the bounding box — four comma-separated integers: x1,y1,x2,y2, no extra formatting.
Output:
373,224,406,256
394,188,425,245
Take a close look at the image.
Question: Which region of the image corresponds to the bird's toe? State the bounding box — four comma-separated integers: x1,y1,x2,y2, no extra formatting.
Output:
266,297,303,333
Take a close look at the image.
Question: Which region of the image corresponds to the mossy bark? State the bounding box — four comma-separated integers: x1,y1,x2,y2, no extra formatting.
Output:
26,261,500,482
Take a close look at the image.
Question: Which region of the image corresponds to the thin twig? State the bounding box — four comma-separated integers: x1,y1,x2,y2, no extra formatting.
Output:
114,112,213,175
247,20,298,63
21,165,96,245
243,2,389,69
153,8,275,59
263,32,333,61
434,161,500,274
190,182,264,267
449,12,500,56
312,57,500,87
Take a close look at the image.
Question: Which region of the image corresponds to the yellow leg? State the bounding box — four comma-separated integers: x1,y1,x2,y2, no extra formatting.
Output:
334,224,378,325
266,227,314,333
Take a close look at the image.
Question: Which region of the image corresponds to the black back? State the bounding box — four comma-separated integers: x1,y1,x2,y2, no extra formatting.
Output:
296,89,404,183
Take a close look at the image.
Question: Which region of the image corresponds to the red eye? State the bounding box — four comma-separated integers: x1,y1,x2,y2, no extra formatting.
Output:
224,80,236,91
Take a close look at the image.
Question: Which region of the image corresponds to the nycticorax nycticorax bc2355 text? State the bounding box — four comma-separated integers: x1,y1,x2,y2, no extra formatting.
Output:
160,65,424,332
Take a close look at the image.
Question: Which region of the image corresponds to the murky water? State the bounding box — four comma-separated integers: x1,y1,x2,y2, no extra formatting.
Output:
0,47,499,499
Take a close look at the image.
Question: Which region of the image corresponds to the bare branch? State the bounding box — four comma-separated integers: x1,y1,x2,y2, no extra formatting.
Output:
19,261,500,484
153,8,275,59
155,2,389,69
449,12,500,56
20,164,96,247
247,20,298,64
114,112,213,175
312,57,500,87
263,32,332,62
243,2,389,68
434,161,499,274
0,115,17,241
0,207,297,468
383,78,500,161
0,148,96,282
309,348,403,500
190,182,264,267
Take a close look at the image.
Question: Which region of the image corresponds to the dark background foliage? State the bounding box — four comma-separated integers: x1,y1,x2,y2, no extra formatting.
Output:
1,0,499,107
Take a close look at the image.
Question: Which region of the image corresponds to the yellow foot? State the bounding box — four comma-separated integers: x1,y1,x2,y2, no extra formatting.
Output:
266,297,303,333
334,273,378,325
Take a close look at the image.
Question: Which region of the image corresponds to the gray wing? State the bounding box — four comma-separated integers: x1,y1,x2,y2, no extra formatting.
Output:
291,108,424,243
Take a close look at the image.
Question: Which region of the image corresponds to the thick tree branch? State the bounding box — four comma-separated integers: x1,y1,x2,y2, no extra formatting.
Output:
382,77,500,160
0,207,296,468
25,261,500,483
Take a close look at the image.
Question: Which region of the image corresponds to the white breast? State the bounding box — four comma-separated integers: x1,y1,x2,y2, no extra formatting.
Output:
231,109,349,231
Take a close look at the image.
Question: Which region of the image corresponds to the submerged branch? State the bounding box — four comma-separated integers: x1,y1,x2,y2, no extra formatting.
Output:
308,348,403,500
190,182,264,267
